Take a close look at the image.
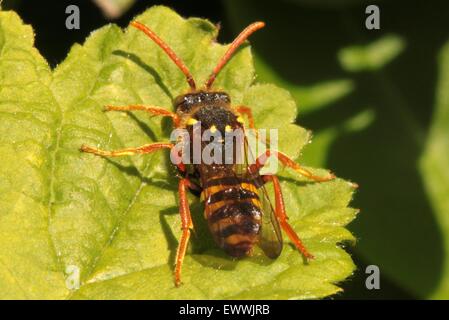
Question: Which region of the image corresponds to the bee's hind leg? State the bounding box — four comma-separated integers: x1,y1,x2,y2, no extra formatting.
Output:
174,178,194,287
262,174,314,260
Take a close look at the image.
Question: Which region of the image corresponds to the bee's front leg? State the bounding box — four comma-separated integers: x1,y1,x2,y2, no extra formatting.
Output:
235,105,255,129
80,142,174,157
104,105,179,126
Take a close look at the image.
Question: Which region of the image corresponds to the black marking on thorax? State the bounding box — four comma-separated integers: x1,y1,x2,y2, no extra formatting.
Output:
194,105,238,134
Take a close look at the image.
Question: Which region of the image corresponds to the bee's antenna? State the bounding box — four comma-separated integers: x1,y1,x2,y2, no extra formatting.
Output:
131,21,197,90
205,22,265,90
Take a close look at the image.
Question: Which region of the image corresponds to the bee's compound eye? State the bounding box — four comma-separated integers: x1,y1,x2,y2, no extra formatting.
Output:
218,93,230,103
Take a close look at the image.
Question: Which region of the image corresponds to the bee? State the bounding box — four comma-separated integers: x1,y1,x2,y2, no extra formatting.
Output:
81,20,335,286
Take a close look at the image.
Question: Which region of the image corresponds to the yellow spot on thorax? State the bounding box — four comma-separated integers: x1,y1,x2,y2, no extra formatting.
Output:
186,117,198,126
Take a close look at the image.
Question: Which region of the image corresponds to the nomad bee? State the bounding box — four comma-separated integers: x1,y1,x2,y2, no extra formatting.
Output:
81,20,335,286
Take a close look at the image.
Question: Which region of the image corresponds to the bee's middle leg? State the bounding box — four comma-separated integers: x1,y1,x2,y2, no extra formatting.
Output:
251,150,335,182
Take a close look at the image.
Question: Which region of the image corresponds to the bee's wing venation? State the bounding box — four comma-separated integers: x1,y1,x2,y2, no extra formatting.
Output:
233,130,283,258
256,182,283,258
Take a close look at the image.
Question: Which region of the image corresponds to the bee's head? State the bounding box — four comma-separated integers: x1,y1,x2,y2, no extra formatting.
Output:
174,91,230,114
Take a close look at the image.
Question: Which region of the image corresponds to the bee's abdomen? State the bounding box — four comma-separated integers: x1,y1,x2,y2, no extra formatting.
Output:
203,178,262,257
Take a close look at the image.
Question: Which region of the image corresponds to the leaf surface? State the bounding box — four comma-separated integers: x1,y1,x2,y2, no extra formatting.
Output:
0,6,356,299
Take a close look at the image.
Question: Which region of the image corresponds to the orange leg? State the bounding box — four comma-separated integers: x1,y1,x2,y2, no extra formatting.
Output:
263,175,314,260
80,142,173,157
105,105,180,126
175,178,194,287
235,105,256,129
80,142,188,173
251,149,335,182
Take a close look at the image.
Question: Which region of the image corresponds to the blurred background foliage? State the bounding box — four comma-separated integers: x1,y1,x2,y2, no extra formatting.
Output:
3,0,449,299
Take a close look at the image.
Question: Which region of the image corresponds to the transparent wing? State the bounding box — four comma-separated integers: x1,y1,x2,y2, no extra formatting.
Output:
257,182,283,258
233,127,283,258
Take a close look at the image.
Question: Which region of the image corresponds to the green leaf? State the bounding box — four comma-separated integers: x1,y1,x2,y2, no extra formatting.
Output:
338,35,405,72
420,42,449,299
0,6,357,299
254,54,355,115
